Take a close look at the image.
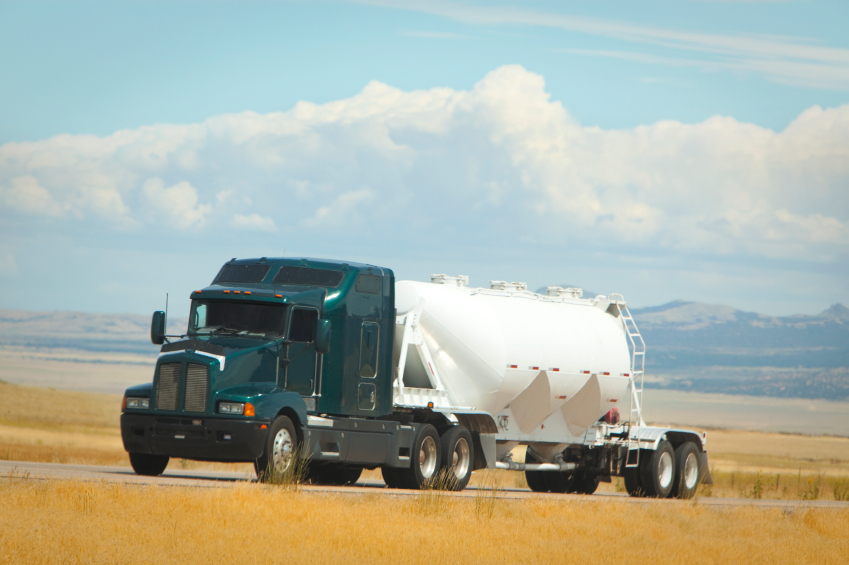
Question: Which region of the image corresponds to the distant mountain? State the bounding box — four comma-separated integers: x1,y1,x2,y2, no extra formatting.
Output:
1,301,847,401
630,301,849,369
0,309,185,355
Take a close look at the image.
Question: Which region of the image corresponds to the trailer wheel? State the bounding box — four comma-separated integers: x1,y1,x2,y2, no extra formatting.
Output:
439,426,474,491
129,453,169,476
254,415,298,482
524,450,549,493
671,442,700,499
309,464,363,486
544,470,575,493
624,466,644,497
573,471,600,495
640,440,675,498
398,424,441,489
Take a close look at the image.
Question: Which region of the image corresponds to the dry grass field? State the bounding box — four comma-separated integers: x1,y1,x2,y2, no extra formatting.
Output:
2,379,849,499
1,475,847,565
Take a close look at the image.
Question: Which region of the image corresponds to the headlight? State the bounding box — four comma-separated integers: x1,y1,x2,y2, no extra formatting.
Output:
219,402,245,415
126,397,150,409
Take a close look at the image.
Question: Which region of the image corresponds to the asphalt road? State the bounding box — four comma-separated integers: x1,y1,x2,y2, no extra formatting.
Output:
2,460,847,509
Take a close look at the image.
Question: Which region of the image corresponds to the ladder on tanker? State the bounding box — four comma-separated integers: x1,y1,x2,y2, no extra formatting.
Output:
608,295,645,468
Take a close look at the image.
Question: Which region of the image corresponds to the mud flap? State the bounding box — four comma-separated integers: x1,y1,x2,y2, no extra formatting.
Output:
698,452,713,485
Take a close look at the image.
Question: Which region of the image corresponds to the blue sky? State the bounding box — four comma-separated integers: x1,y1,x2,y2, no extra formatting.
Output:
1,0,847,318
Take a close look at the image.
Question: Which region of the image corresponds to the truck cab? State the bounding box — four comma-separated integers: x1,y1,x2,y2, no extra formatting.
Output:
121,257,397,479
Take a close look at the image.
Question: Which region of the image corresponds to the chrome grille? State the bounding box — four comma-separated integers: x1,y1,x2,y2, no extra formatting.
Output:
156,363,181,411
184,363,209,413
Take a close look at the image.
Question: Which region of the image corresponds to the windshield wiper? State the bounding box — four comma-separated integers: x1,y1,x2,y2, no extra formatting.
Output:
212,326,249,335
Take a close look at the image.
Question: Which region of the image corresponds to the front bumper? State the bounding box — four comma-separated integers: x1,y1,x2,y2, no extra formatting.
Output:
121,413,269,462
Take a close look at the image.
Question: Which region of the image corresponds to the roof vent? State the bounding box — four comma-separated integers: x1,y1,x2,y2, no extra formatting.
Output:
547,286,583,298
431,274,469,287
492,281,526,291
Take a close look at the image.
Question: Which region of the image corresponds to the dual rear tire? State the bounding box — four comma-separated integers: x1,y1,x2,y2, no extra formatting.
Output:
625,440,701,499
382,424,475,491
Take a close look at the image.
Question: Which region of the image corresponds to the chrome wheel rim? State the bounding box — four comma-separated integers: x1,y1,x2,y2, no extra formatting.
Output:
419,436,437,479
658,451,673,489
451,438,470,480
684,452,699,489
272,428,293,474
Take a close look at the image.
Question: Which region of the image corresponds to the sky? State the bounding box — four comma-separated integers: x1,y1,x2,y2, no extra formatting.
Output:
0,0,847,319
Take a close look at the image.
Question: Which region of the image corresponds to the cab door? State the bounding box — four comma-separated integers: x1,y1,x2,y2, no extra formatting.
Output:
284,308,318,395
357,321,379,410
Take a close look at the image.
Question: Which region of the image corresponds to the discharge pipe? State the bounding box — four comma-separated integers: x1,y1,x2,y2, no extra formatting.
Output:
495,461,577,472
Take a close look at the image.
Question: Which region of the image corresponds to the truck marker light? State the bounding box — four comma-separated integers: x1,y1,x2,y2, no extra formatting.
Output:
223,290,230,294
582,370,590,374
508,364,517,369
603,372,610,375
121,395,127,411
551,368,560,372
427,402,434,409
194,290,201,294
557,395,568,399
531,366,539,370
259,424,267,429
244,291,251,295
608,399,618,403
244,403,255,417
621,373,630,377
234,291,240,294
275,294,282,298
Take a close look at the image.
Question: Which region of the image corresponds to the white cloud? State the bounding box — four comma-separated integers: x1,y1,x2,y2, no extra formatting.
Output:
0,65,847,262
0,175,65,217
233,213,277,232
301,188,375,228
141,178,211,230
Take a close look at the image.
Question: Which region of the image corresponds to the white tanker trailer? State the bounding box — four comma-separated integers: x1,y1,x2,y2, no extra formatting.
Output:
124,257,710,499
391,275,712,498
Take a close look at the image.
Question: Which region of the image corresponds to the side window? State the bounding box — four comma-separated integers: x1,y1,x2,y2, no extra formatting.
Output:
355,274,381,294
193,304,207,328
289,309,317,343
359,321,380,378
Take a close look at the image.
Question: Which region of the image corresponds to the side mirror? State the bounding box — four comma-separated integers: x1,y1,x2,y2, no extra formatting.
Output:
151,311,166,345
315,319,331,354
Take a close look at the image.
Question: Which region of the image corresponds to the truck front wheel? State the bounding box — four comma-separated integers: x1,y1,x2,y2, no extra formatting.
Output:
129,452,169,476
255,416,298,482
399,424,441,489
439,426,474,491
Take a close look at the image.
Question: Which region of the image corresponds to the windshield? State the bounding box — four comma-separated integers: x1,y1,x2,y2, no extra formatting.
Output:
188,300,288,339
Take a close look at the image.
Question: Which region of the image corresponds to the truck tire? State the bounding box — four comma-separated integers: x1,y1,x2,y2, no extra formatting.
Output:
439,426,474,491
640,440,675,498
524,450,549,493
381,466,406,489
309,464,363,486
129,452,169,476
671,442,700,499
624,465,644,497
398,424,441,490
573,470,600,495
254,415,298,482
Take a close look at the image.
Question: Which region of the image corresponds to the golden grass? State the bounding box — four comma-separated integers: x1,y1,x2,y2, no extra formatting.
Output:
1,477,847,565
